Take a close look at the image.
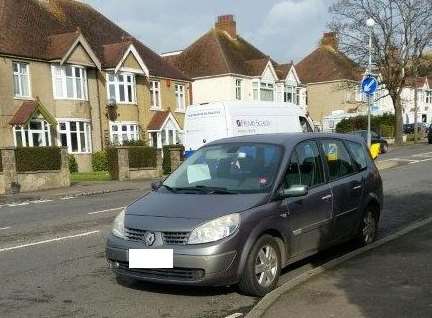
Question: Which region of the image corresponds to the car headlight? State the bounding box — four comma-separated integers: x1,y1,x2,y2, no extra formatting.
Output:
112,209,126,239
188,213,240,244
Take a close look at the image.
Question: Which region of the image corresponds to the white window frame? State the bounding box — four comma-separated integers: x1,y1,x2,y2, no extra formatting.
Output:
13,119,51,147
106,72,136,104
150,80,162,109
52,64,88,100
109,122,139,145
260,81,275,102
175,83,186,112
235,79,242,100
57,119,92,154
13,62,31,99
425,90,432,104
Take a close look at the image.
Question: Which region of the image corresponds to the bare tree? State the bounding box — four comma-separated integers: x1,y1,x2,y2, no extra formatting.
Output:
329,0,432,144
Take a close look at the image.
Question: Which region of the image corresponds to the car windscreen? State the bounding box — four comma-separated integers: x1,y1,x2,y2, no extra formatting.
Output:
163,143,283,194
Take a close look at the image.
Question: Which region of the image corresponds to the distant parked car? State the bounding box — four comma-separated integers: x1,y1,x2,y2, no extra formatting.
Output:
428,124,432,144
404,123,428,136
350,130,389,154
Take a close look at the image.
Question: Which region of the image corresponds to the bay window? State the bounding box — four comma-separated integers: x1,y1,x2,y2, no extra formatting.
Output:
58,120,92,154
284,85,295,103
425,90,432,104
260,82,274,102
52,65,87,100
107,72,136,104
13,62,31,98
150,81,161,109
175,84,185,111
13,120,51,147
110,122,139,145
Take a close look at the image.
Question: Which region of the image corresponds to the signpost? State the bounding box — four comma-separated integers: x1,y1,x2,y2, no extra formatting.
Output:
361,75,378,148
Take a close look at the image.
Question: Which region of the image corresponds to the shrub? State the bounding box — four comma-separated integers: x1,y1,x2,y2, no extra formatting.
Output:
379,124,394,138
128,146,157,168
92,150,108,171
163,145,185,174
122,139,148,146
106,147,119,180
16,147,61,172
0,150,2,172
68,154,78,173
336,113,396,136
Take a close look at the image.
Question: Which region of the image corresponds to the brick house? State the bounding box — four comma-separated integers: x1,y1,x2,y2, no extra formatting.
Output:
163,15,307,109
0,0,191,171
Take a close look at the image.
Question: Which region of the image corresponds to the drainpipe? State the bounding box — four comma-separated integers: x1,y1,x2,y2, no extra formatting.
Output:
95,71,105,150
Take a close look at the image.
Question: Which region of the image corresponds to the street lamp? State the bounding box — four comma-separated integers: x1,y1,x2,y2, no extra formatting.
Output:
366,17,375,148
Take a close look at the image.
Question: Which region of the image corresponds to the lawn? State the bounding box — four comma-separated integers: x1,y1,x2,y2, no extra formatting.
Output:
71,171,111,182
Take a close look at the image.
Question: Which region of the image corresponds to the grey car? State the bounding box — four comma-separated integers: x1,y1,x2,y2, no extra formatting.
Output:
106,133,383,296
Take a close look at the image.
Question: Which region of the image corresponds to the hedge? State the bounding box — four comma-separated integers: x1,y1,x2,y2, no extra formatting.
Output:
92,150,108,171
15,147,61,172
336,113,396,136
68,154,78,173
128,146,157,169
163,145,185,174
106,147,119,180
0,150,2,172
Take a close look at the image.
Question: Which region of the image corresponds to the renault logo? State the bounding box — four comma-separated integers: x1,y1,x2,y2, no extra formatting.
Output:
144,232,156,246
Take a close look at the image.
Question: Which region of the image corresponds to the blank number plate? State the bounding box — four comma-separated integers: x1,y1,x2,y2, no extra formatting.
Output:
128,249,173,269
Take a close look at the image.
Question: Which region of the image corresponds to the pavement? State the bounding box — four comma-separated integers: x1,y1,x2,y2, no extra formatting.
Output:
0,143,431,317
260,220,432,318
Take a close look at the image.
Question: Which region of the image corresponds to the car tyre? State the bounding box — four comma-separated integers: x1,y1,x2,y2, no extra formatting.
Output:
238,235,281,297
380,142,389,154
354,208,379,247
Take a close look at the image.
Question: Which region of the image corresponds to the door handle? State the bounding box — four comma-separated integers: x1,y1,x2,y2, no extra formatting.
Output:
321,194,332,201
353,185,362,190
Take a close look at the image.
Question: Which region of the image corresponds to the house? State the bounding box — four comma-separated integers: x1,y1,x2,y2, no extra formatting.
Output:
401,77,432,124
0,0,191,172
163,15,306,109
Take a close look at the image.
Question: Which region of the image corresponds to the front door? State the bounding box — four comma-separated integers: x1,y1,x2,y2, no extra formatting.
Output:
282,141,333,255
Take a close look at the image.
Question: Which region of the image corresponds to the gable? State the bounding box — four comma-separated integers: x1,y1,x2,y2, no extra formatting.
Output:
122,52,142,71
66,44,96,67
261,63,277,82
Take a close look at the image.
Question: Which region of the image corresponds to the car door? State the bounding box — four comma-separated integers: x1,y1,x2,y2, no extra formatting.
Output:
320,139,364,241
281,141,333,255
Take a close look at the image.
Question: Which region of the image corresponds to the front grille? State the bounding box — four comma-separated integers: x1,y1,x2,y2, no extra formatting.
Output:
116,261,204,281
125,227,189,246
162,232,189,245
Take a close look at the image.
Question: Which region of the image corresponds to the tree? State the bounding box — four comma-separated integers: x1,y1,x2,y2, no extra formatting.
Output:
329,0,432,144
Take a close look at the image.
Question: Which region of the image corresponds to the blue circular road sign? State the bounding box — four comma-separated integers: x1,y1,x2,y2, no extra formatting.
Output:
361,75,378,96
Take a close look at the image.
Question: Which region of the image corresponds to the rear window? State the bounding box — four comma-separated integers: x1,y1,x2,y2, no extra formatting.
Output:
321,139,355,180
346,141,368,171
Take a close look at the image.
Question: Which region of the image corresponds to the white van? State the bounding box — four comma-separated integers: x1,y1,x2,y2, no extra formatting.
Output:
184,101,314,154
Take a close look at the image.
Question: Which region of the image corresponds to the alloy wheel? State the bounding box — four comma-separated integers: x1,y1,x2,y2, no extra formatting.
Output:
362,211,377,244
255,245,278,288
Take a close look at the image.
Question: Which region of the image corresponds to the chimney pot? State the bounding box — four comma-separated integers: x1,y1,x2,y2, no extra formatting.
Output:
321,32,338,50
215,15,237,39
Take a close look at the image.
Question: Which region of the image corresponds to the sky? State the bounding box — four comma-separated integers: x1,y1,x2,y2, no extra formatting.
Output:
85,0,335,63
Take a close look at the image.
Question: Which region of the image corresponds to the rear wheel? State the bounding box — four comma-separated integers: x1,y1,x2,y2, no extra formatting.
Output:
354,208,379,246
380,142,389,154
238,235,281,297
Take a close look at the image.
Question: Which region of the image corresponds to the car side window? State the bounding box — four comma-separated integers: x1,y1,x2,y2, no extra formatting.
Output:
346,141,367,171
321,139,355,181
292,141,324,187
284,152,301,188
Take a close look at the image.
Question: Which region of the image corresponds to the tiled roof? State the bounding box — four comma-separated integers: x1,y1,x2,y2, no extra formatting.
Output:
9,101,38,126
0,0,189,80
405,76,429,89
147,111,170,131
296,46,363,84
46,31,80,60
166,28,283,79
274,63,293,80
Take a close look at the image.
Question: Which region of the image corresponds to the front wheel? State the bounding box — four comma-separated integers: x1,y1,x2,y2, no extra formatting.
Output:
238,235,281,297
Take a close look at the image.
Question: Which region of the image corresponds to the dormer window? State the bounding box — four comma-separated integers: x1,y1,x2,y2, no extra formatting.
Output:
13,62,31,98
107,72,136,104
52,65,88,100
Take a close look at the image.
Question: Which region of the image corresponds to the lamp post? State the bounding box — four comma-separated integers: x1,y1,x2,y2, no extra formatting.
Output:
366,18,375,148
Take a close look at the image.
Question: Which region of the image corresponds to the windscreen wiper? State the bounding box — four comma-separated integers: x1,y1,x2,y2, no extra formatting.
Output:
190,185,238,194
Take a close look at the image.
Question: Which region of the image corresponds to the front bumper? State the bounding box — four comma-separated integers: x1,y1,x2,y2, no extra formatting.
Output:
105,234,239,286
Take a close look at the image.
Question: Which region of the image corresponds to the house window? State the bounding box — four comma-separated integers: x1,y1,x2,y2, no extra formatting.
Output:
252,81,259,100
13,119,51,147
425,90,432,104
110,122,139,145
13,62,31,98
296,88,301,105
175,84,185,111
52,65,87,100
58,121,91,153
150,81,161,109
260,82,274,102
235,79,242,100
107,72,136,104
284,85,295,103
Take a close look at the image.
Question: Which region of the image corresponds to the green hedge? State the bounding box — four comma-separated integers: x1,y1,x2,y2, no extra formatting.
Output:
106,147,118,180
16,147,61,172
92,150,108,171
68,154,78,173
0,150,2,172
336,113,396,136
163,145,185,174
128,146,157,169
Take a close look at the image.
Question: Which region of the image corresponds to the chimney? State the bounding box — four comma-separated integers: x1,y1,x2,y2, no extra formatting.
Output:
215,15,237,39
320,32,338,50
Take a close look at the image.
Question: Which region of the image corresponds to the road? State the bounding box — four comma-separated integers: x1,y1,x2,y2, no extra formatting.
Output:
1,143,431,318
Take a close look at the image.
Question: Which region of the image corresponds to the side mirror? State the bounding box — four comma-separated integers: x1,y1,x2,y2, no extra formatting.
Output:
278,185,308,199
151,181,162,191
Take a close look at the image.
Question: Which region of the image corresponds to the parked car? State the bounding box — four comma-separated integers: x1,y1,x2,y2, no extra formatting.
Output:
428,124,432,144
404,123,428,136
106,133,383,296
350,130,389,153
